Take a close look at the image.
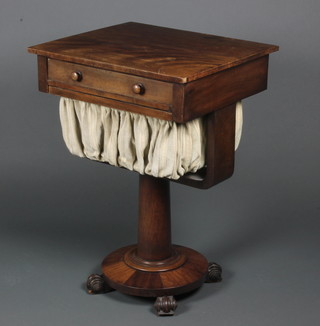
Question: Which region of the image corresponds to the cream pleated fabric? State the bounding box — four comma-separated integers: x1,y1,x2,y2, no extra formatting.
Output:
235,101,243,150
59,97,243,180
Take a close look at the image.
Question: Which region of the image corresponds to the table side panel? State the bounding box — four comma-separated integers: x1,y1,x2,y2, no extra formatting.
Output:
178,55,269,122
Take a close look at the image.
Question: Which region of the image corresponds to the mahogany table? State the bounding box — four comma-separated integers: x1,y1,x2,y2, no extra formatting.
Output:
28,22,278,315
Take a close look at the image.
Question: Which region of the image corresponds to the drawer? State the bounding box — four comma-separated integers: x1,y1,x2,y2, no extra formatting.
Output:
47,59,173,111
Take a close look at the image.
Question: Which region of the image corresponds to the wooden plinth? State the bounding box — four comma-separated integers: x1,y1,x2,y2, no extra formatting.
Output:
102,244,208,297
101,175,208,297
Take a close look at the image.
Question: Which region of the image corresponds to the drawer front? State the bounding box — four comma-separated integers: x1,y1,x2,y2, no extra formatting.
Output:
48,59,173,111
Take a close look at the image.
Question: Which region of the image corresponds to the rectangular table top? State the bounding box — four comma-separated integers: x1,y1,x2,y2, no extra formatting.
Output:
28,22,278,84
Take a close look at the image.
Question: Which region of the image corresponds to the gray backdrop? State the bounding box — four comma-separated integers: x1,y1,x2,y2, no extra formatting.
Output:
1,0,319,325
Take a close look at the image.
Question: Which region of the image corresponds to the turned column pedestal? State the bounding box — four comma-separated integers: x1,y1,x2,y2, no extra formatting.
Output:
101,175,209,298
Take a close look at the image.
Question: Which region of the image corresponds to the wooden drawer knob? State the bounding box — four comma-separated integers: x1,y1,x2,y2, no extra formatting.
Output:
132,83,145,95
71,71,82,82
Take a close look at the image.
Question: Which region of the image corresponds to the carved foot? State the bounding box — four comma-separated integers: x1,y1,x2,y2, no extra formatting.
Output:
206,262,222,283
154,296,177,316
87,274,113,294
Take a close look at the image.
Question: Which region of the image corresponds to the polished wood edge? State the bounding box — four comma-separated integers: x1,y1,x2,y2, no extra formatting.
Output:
37,55,48,93
28,47,278,85
48,86,174,121
27,22,279,84
106,275,207,298
28,49,186,83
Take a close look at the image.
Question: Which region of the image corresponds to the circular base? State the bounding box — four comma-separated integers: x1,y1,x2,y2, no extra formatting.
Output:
101,245,208,297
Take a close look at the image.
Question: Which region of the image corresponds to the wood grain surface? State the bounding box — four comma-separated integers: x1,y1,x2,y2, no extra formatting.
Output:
48,58,173,111
137,175,172,261
102,244,208,297
28,22,279,83
37,55,48,92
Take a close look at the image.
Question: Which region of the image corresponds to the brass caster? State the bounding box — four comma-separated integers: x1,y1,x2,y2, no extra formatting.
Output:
86,274,113,294
154,296,177,316
206,262,222,283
